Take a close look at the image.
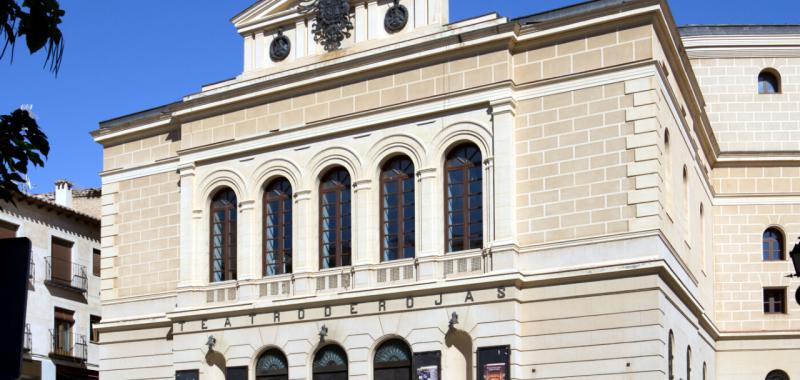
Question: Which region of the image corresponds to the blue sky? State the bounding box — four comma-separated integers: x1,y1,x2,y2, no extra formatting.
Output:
1,0,798,192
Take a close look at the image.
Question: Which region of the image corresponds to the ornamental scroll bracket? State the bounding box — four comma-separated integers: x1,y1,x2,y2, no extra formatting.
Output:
298,0,354,52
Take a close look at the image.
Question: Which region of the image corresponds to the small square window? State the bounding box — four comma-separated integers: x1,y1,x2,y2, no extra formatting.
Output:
764,288,786,314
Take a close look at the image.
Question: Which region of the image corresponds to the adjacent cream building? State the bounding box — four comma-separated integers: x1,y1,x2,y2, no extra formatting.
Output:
91,1,800,379
3,181,102,379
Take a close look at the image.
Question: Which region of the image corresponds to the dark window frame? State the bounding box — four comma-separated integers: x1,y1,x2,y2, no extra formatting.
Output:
89,315,101,343
319,168,352,269
763,227,785,261
444,143,484,253
92,249,101,277
53,307,75,356
758,69,781,94
209,188,238,282
764,288,787,314
380,156,416,262
175,369,199,380
263,178,293,276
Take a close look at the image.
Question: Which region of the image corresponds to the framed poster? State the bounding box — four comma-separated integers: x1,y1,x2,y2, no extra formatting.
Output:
477,346,510,380
413,351,441,380
175,370,199,380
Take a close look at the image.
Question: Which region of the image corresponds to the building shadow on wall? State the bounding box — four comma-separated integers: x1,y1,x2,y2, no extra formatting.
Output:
445,328,473,380
205,349,227,376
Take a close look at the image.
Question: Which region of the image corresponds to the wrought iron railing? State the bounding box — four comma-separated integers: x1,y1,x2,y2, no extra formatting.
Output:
23,324,31,352
49,330,87,361
45,256,87,292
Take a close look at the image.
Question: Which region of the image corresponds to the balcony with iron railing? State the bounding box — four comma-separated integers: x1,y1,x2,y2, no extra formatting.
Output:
23,324,31,353
49,330,87,362
44,257,87,293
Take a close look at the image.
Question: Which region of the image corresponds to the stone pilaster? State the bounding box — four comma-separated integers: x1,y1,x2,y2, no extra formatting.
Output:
177,163,196,288
489,98,519,272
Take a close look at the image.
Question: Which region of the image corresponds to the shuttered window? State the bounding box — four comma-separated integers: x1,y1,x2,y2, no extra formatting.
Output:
0,220,18,239
51,238,73,284
93,249,101,277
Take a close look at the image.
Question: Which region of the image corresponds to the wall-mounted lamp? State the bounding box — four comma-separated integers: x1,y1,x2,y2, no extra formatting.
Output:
789,238,800,278
206,335,217,352
448,312,459,330
319,325,328,342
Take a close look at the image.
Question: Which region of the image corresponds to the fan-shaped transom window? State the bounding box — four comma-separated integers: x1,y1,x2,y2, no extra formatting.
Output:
445,143,483,253
759,69,781,94
381,156,416,261
256,349,288,380
374,339,412,380
767,370,790,380
264,178,293,276
313,345,348,379
319,168,352,269
763,228,785,261
210,188,238,282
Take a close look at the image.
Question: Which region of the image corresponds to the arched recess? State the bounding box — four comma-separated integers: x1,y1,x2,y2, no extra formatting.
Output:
255,348,289,380
373,338,413,380
312,344,348,380
251,158,303,200
366,133,428,177
306,146,363,190
432,121,493,166
196,169,248,211
444,329,473,380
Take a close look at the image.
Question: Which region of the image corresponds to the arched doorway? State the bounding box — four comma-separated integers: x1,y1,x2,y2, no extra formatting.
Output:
255,348,288,380
374,339,412,380
313,345,348,380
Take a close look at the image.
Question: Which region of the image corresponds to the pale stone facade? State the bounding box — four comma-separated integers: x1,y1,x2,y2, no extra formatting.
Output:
92,1,799,379
3,183,102,379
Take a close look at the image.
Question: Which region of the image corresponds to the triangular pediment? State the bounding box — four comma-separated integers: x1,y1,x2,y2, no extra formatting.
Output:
231,0,299,29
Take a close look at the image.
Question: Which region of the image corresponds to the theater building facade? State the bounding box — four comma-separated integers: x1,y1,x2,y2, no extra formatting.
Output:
92,0,800,379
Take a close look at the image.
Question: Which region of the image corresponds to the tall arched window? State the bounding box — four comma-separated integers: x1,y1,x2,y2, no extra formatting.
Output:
313,345,348,380
767,369,790,380
381,156,415,261
210,188,237,282
703,362,707,380
664,129,673,217
445,143,483,252
758,69,781,94
763,228,785,261
264,178,293,276
256,349,288,380
374,339,412,379
682,165,689,225
686,346,692,380
668,330,674,380
320,168,352,269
